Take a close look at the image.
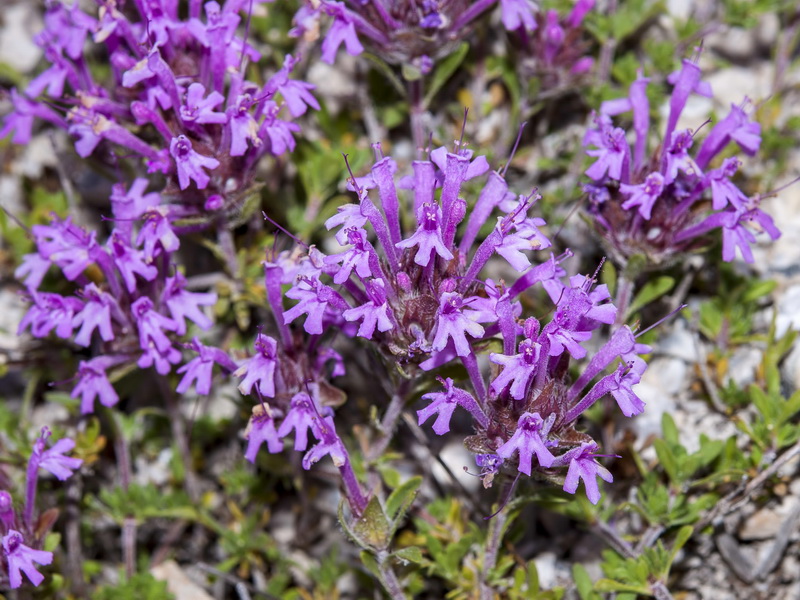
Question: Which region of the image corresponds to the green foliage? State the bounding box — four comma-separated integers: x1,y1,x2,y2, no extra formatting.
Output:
91,573,174,600
697,267,776,347
597,526,691,596
584,0,665,44
653,414,724,488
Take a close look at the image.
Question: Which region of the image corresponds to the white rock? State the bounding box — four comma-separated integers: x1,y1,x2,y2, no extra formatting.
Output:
134,448,173,487
706,27,757,62
706,64,774,105
775,285,800,338
739,496,800,541
151,560,213,600
724,347,763,388
0,4,43,73
641,357,688,397
657,320,699,363
533,551,557,590
781,343,800,394
431,441,480,492
11,134,60,179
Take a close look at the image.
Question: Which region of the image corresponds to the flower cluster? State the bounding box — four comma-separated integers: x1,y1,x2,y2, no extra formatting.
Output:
518,0,596,88
16,181,234,413
1,428,81,589
1,0,317,220
583,57,780,267
240,140,649,506
290,0,539,69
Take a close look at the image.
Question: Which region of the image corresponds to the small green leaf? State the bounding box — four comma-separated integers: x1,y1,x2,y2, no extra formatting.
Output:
424,42,469,107
393,546,424,564
594,578,651,594
359,550,382,579
572,564,595,600
386,476,422,521
352,496,391,550
627,276,675,317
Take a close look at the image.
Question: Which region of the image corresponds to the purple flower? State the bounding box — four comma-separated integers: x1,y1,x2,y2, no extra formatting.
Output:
490,337,542,400
620,172,665,220
500,0,537,31
227,93,262,156
277,392,322,452
162,273,216,335
108,232,158,293
272,55,320,118
342,278,394,339
585,123,630,183
138,344,182,375
417,377,487,435
169,135,220,190
235,333,279,397
302,416,347,469
284,276,349,335
432,292,484,357
244,404,283,461
561,443,613,504
180,83,227,125
177,338,236,395
707,157,747,211
395,202,454,267
131,296,178,353
497,412,556,474
72,284,118,346
31,428,83,481
0,492,14,530
321,2,364,64
663,130,701,183
325,227,376,284
18,291,83,340
136,206,180,261
71,357,121,414
2,530,53,588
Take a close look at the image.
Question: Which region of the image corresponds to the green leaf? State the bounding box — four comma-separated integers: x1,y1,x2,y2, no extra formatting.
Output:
386,476,422,521
424,42,469,107
572,564,596,600
594,578,651,595
627,276,675,318
359,551,382,579
352,496,391,550
393,546,424,564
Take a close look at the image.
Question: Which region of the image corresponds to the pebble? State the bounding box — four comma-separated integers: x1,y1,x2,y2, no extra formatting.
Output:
0,3,43,73
657,320,699,363
532,551,557,590
774,285,800,338
432,441,480,492
706,63,774,105
724,347,763,388
151,560,213,600
739,496,799,541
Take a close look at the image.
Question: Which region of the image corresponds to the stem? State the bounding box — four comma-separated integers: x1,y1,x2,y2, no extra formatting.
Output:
110,411,136,579
64,476,87,595
480,500,508,600
407,79,425,158
217,225,240,279
158,377,201,502
338,458,368,516
614,274,635,326
23,451,40,532
377,551,407,600
367,380,410,462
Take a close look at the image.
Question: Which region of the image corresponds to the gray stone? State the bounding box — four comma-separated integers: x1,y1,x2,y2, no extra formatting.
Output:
724,347,763,388
0,4,43,73
739,497,799,541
